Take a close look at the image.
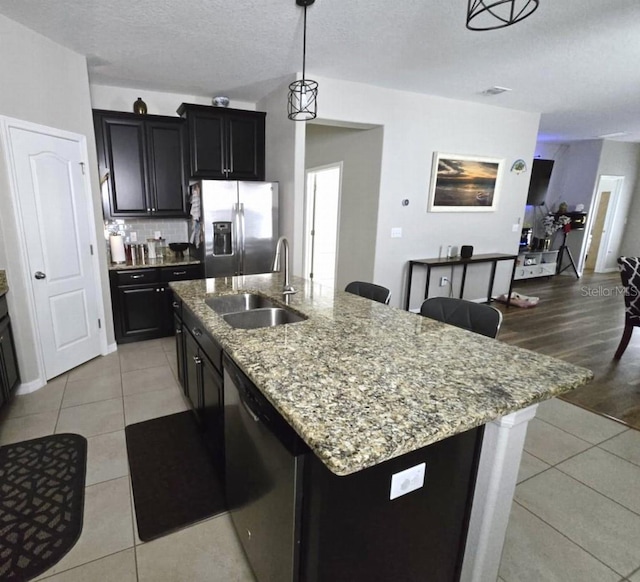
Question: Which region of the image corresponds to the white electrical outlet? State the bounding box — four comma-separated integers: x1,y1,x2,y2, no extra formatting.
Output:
390,462,426,500
130,232,138,242
391,227,402,238
154,230,161,239
440,276,449,286
512,223,520,232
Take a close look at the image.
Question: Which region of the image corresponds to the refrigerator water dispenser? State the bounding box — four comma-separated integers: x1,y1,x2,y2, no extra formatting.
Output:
213,222,233,255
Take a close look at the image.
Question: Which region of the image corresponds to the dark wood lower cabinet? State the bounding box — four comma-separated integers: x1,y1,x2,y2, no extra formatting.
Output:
0,295,20,412
184,328,202,410
174,303,224,470
116,285,169,341
110,264,203,344
173,312,186,389
200,352,224,469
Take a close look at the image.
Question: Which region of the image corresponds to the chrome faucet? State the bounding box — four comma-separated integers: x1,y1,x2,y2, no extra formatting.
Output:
272,236,296,295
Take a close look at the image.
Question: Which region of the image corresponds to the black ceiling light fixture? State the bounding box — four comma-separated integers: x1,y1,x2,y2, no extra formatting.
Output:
288,0,318,121
466,0,539,31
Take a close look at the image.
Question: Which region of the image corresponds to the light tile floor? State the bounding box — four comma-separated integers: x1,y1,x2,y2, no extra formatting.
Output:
0,337,256,582
500,397,640,582
0,338,639,581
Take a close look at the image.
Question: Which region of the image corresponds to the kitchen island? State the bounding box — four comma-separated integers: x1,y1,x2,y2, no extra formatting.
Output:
170,273,593,582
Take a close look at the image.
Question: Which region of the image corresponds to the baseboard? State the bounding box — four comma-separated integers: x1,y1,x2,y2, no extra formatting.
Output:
15,377,46,395
105,342,118,354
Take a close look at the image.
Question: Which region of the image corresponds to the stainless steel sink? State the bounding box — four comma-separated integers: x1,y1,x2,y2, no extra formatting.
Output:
222,307,307,330
205,293,276,315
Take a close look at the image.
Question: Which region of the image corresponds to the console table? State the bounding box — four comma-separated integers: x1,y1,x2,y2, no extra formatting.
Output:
404,253,518,311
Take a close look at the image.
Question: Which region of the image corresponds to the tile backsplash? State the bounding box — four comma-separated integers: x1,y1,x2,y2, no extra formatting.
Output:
105,218,189,244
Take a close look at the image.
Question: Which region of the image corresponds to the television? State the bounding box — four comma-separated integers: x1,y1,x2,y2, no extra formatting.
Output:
526,159,554,206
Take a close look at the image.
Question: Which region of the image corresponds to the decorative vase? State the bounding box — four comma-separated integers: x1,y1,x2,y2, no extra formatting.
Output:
543,238,551,251
133,97,147,115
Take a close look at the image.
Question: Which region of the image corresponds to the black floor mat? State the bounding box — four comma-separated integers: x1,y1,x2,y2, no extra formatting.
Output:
0,433,87,581
125,411,226,542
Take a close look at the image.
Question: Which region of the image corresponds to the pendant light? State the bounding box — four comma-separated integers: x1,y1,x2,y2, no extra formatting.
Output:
288,0,318,121
466,0,539,31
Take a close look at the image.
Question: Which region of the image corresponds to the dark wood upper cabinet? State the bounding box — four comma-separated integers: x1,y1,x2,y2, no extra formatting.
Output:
177,104,265,181
146,120,188,216
93,110,188,218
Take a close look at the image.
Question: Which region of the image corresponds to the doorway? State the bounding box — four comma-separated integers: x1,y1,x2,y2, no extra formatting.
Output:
1,117,105,382
582,175,623,273
304,164,342,289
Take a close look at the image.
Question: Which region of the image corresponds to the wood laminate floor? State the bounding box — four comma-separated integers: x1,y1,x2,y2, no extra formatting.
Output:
497,271,640,430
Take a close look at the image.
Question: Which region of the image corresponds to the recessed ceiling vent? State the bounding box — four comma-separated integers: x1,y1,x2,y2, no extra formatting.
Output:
481,86,512,96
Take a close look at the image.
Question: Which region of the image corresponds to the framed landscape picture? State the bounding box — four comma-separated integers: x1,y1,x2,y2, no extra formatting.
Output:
428,153,503,212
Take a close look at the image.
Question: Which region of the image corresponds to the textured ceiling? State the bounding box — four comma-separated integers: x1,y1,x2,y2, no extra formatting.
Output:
1,0,640,143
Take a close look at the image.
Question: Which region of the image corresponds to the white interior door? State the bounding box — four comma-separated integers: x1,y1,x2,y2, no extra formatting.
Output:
304,164,341,289
7,125,101,379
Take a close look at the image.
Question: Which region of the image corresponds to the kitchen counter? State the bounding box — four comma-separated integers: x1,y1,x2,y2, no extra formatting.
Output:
170,273,593,477
108,256,201,271
0,270,7,297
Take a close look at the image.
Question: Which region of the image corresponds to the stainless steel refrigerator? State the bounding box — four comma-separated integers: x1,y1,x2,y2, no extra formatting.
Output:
198,181,279,278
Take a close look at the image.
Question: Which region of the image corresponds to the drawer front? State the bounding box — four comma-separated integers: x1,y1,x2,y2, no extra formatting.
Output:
182,306,222,374
115,269,159,285
160,263,203,282
0,295,7,321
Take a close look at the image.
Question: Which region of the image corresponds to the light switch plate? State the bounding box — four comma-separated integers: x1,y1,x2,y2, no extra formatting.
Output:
391,227,402,238
512,223,520,232
390,462,426,500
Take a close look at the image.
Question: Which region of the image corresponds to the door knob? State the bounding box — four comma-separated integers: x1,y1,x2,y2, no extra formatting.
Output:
34,271,46,279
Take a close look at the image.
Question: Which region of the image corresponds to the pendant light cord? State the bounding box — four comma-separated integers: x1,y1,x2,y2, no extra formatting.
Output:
302,4,308,81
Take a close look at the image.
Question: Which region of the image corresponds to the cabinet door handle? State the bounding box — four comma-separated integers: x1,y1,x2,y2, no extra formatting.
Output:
131,274,145,279
192,327,202,337
193,355,202,365
172,301,180,308
147,208,151,212
152,208,156,212
173,271,187,276
176,328,182,334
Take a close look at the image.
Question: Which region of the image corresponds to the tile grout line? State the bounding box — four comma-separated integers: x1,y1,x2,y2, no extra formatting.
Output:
52,373,70,435
36,547,136,581
513,500,625,579
533,415,622,447
552,464,640,520
522,440,640,518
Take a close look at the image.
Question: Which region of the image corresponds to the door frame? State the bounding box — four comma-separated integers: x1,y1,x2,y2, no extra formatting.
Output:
0,115,108,392
303,162,343,284
579,174,623,274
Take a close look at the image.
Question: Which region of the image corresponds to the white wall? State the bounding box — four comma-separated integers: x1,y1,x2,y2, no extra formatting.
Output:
297,77,540,309
305,124,384,290
257,76,306,273
90,84,255,116
0,14,114,384
599,142,640,264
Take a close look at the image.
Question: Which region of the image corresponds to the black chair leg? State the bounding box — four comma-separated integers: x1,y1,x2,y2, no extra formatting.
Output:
614,323,634,360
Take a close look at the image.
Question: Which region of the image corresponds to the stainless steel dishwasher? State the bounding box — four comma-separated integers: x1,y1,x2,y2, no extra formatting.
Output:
223,354,308,582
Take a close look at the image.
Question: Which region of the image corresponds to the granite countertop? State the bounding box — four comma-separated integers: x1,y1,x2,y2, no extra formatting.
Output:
109,256,201,271
170,274,593,476
0,270,7,296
